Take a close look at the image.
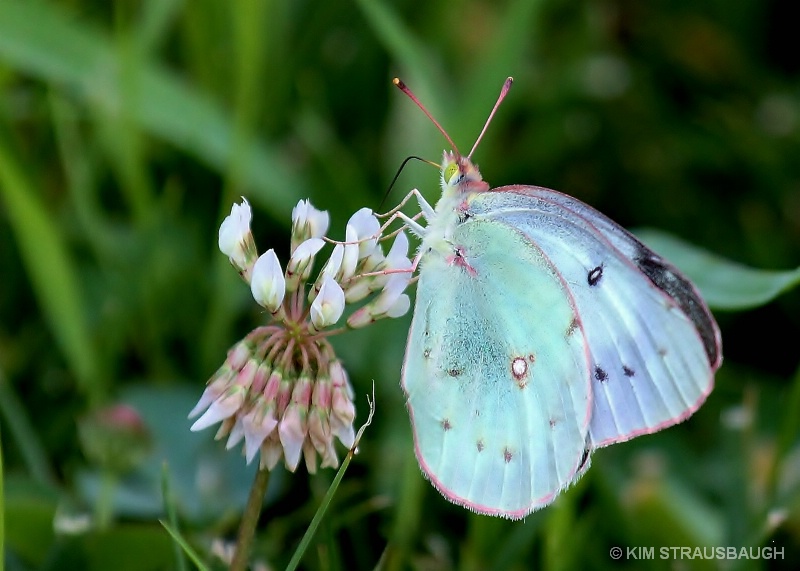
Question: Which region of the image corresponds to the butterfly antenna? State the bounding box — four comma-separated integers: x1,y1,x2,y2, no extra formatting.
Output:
393,78,461,156
379,155,439,210
467,76,513,159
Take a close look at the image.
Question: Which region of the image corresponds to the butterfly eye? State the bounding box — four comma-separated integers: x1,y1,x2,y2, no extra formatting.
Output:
443,162,460,186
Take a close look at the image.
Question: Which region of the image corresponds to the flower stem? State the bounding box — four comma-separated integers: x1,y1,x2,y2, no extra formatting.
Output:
230,467,271,571
96,469,118,530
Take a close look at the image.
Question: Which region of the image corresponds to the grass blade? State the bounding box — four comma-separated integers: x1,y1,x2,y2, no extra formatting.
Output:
159,520,210,571
160,463,188,571
0,370,55,486
286,390,376,571
0,138,103,399
0,0,307,219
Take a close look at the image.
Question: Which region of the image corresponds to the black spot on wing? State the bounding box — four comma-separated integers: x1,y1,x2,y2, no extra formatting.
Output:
594,366,608,382
587,264,603,286
634,245,720,367
623,365,635,377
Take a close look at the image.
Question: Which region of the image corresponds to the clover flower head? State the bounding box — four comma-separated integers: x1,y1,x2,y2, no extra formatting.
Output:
192,198,413,472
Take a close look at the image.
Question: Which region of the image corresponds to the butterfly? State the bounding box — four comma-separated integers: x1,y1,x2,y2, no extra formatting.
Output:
393,77,723,519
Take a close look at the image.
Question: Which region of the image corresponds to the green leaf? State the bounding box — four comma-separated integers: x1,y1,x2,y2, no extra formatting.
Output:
3,476,58,567
635,228,800,311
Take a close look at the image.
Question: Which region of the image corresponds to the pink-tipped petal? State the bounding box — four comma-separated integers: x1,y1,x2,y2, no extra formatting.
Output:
227,340,252,371
308,407,331,455
276,379,293,416
311,378,332,409
320,440,339,469
233,359,259,391
260,433,283,470
190,387,246,432
214,416,236,441
346,306,372,329
331,419,356,449
262,369,282,400
188,368,236,418
279,404,308,472
242,402,279,464
251,362,271,394
188,388,216,419
330,361,354,398
303,440,318,474
225,416,245,450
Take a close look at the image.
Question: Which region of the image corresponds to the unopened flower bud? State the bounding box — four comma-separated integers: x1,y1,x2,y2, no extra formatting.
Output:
373,231,411,288
310,277,345,329
347,273,410,327
285,238,325,292
347,208,380,259
251,249,286,313
218,198,256,274
311,244,343,302
291,199,330,252
343,276,374,303
385,293,410,318
78,404,151,473
338,224,359,282
373,273,411,314
190,385,247,432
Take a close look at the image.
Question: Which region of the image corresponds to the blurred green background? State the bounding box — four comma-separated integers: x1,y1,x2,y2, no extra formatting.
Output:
1,0,799,569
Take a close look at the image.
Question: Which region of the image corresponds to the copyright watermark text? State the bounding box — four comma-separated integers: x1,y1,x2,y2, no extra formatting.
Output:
609,546,783,561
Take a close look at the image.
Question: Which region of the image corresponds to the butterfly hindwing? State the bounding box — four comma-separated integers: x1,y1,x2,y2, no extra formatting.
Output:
402,218,592,518
464,187,720,448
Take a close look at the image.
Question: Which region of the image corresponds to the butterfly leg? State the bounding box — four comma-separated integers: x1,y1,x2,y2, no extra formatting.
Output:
377,188,435,221
362,208,427,241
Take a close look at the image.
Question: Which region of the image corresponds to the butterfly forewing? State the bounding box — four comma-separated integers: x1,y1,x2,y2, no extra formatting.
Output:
465,187,720,448
402,218,592,518
506,185,722,368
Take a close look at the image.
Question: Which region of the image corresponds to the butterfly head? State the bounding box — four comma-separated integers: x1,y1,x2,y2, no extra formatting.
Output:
440,151,490,197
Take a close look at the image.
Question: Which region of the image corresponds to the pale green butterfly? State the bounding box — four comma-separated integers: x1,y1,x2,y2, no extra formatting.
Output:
392,77,722,519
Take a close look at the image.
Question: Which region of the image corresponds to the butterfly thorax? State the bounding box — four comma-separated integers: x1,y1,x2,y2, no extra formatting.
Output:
421,152,490,258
